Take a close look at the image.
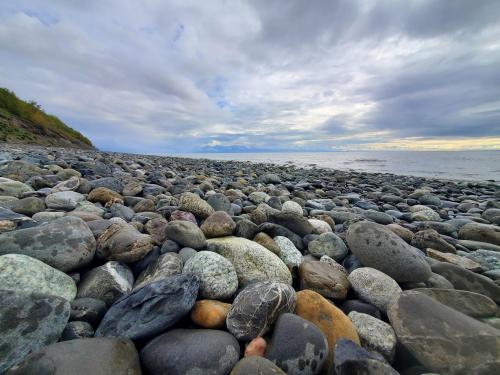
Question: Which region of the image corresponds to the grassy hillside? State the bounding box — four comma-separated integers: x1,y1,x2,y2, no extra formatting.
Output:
0,88,94,148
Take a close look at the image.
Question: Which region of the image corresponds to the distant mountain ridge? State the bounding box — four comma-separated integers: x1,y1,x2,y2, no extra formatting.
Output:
0,88,94,149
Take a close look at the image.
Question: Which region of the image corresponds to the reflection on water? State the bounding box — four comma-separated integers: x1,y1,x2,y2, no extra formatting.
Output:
171,151,500,181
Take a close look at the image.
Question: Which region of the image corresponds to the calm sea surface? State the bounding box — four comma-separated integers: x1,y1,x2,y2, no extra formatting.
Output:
175,151,500,181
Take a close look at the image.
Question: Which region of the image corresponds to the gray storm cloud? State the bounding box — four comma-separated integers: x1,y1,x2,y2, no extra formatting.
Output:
1,0,499,152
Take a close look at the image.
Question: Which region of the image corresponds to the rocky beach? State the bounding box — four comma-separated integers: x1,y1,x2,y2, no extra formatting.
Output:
0,143,499,375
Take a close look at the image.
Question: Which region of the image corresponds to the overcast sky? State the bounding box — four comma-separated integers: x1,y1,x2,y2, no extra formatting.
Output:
1,0,500,153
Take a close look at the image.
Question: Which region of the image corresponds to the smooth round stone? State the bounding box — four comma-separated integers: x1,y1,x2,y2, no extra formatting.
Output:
179,247,197,263
308,232,348,262
144,217,168,245
282,200,304,215
411,209,441,222
245,336,267,357
348,311,397,362
96,222,153,262
170,209,198,224
3,197,46,216
464,249,500,271
227,281,296,340
459,222,500,246
333,339,399,375
77,261,133,306
201,211,236,238
412,288,497,318
231,357,286,375
96,274,199,341
0,178,33,197
161,239,181,253
0,216,96,272
265,313,328,375
387,223,414,243
362,210,394,225
134,252,182,290
235,218,260,239
259,222,305,251
0,290,70,373
319,255,348,275
274,235,303,270
299,261,350,299
60,321,94,341
0,254,77,301
249,191,270,204
179,192,215,219
424,272,455,289
388,290,500,375
346,221,432,282
5,337,141,375
431,262,500,303
348,267,402,312
122,181,143,196
268,211,314,237
183,251,238,299
165,220,207,249
88,187,123,205
340,300,381,319
70,298,107,327
191,300,231,329
207,236,292,287
45,191,85,210
308,219,333,234
207,193,233,214
294,290,360,372
141,329,240,375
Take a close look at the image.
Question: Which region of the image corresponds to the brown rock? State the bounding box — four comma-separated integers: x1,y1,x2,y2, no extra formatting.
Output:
427,248,483,272
201,211,236,238
299,261,350,299
170,210,198,225
144,217,168,245
295,290,360,371
190,300,231,329
253,232,281,255
65,211,102,222
133,199,155,213
97,222,153,263
88,187,123,205
245,337,267,357
412,229,456,253
387,223,414,243
122,181,143,196
179,192,215,219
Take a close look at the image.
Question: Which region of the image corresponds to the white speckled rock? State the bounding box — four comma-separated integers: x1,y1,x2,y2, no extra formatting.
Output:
0,177,33,198
0,254,77,301
282,200,303,215
348,311,397,362
309,218,333,234
207,236,292,287
179,192,214,219
273,236,303,270
348,267,402,312
183,251,238,299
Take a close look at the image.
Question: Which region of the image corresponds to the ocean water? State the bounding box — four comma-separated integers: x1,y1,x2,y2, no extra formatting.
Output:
179,151,500,181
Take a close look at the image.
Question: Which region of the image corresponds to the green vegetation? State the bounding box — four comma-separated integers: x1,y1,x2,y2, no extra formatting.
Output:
0,88,93,146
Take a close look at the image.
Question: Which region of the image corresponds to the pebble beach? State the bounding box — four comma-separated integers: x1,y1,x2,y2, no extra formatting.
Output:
1,143,499,375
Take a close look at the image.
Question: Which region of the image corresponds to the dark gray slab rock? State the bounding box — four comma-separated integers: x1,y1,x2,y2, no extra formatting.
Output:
95,274,199,341
226,281,296,340
346,221,432,282
0,290,70,373
333,338,398,375
388,290,500,375
265,313,328,375
5,337,141,375
141,328,240,375
431,262,500,303
134,252,183,290
268,211,313,237
0,216,96,272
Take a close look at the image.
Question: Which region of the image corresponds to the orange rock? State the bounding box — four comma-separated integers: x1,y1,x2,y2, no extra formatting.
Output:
245,337,266,357
191,300,231,329
295,290,359,370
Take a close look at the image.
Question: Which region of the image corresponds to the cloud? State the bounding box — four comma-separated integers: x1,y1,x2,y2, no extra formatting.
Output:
0,0,499,152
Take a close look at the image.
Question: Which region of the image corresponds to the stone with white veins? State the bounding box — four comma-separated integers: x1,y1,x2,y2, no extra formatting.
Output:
77,261,133,306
